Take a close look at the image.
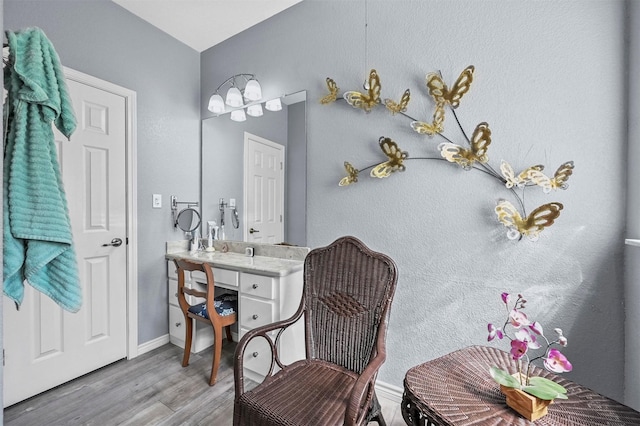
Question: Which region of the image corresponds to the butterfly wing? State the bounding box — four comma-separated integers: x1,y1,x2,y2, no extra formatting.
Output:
438,142,474,169
339,161,359,186
320,77,339,105
517,165,544,187
500,161,518,188
522,202,564,239
550,161,574,190
526,169,552,193
495,199,523,232
384,89,410,114
345,69,381,112
371,137,408,178
469,122,491,164
411,104,445,136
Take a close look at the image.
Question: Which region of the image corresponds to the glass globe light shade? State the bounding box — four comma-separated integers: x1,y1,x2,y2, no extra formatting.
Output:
230,109,247,122
247,103,263,117
243,79,262,101
226,87,244,107
208,94,225,114
265,97,282,112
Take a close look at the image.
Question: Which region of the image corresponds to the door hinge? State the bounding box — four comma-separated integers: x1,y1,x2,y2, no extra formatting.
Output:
280,162,283,170
126,237,129,245
3,349,5,366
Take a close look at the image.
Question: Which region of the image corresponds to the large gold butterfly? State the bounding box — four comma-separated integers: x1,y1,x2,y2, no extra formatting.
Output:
526,161,575,193
370,137,408,178
438,122,491,169
339,161,359,186
343,69,381,112
320,77,339,105
495,200,564,241
426,65,475,109
384,89,410,115
411,103,445,136
500,161,545,189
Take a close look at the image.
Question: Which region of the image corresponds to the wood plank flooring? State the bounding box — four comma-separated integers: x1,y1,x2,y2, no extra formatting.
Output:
4,342,405,425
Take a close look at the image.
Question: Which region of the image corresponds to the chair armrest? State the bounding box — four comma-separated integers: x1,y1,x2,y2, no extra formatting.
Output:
233,303,305,397
344,318,389,426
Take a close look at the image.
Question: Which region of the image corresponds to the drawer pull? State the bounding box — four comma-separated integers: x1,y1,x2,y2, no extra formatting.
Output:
252,314,259,320
252,283,259,289
252,352,259,358
174,292,178,298
175,322,182,327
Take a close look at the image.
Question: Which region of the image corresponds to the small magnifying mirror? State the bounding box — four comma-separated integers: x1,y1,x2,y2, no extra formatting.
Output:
175,208,201,232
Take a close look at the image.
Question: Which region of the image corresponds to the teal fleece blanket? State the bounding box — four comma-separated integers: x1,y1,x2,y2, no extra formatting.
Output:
3,27,81,312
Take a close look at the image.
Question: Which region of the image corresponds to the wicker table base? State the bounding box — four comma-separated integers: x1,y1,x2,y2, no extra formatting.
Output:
401,345,640,425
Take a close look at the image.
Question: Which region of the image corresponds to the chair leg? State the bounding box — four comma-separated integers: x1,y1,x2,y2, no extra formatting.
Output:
225,325,233,342
368,393,387,426
182,316,193,367
209,326,224,386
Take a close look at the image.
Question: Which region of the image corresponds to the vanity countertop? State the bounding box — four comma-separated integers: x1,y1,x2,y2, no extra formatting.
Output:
165,250,304,277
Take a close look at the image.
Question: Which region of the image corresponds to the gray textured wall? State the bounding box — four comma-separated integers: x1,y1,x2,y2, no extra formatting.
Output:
201,0,627,401
4,0,201,346
1,0,631,408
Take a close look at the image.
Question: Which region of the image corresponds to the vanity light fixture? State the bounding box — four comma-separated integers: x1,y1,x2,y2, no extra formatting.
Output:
230,109,247,122
265,97,282,112
247,103,263,117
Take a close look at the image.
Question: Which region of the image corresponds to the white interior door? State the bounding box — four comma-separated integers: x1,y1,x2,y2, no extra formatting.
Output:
243,132,285,244
3,77,128,407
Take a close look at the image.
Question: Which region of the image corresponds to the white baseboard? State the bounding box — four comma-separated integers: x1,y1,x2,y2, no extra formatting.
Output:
375,380,403,403
137,334,170,356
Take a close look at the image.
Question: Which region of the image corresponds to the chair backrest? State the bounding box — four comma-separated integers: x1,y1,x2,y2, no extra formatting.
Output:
173,258,217,313
302,236,398,374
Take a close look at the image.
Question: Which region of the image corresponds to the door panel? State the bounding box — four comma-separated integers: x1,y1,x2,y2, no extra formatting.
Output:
3,76,128,407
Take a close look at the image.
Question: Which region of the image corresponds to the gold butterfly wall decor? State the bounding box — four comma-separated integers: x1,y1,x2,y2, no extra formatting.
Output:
500,161,545,189
411,103,445,136
370,137,408,178
426,65,475,109
438,122,491,169
384,89,411,115
339,161,359,186
320,77,339,105
526,161,575,193
343,69,382,113
495,199,564,241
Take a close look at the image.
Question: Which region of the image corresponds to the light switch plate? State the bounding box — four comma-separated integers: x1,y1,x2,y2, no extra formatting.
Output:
152,194,162,208
229,198,236,207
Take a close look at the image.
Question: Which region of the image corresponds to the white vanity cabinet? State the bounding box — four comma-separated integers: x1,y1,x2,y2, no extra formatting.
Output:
166,253,305,381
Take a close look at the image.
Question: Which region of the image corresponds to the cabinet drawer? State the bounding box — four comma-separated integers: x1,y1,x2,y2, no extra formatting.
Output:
241,297,276,329
191,267,239,289
169,305,187,344
168,278,179,307
241,273,276,299
241,331,272,377
168,260,190,281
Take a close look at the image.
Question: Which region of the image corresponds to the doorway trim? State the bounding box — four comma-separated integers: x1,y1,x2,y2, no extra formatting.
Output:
63,66,139,359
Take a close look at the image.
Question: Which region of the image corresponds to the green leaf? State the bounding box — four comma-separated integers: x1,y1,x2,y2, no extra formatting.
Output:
528,376,567,394
522,377,569,400
489,366,521,388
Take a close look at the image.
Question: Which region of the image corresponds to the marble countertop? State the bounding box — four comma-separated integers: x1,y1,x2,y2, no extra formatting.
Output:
165,250,304,277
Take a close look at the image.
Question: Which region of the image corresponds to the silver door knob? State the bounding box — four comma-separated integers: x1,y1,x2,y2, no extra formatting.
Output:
102,238,123,247
249,228,260,234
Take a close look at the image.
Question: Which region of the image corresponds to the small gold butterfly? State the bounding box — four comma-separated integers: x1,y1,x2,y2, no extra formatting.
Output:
343,69,381,113
339,161,359,186
500,161,545,189
370,137,408,178
438,122,491,169
384,89,410,115
426,65,475,109
526,161,575,193
495,199,564,241
411,103,445,136
320,77,339,105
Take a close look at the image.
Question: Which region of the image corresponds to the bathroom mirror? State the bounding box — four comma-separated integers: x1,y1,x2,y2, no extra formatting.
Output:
175,208,201,232
201,91,307,246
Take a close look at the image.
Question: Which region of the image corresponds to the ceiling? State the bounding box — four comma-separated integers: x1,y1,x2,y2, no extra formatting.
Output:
112,0,303,52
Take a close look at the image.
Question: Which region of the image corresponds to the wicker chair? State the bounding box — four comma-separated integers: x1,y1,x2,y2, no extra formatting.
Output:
174,259,237,386
233,236,398,426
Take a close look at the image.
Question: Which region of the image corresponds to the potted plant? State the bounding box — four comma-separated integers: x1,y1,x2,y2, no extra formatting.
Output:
487,293,572,420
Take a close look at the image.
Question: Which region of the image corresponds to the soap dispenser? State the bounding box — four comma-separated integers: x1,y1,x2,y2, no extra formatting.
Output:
206,221,217,252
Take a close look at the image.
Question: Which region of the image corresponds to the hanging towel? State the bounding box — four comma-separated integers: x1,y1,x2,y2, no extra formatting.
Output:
3,27,81,312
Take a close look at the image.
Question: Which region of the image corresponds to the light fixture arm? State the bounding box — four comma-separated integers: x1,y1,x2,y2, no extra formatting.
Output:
213,73,257,95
